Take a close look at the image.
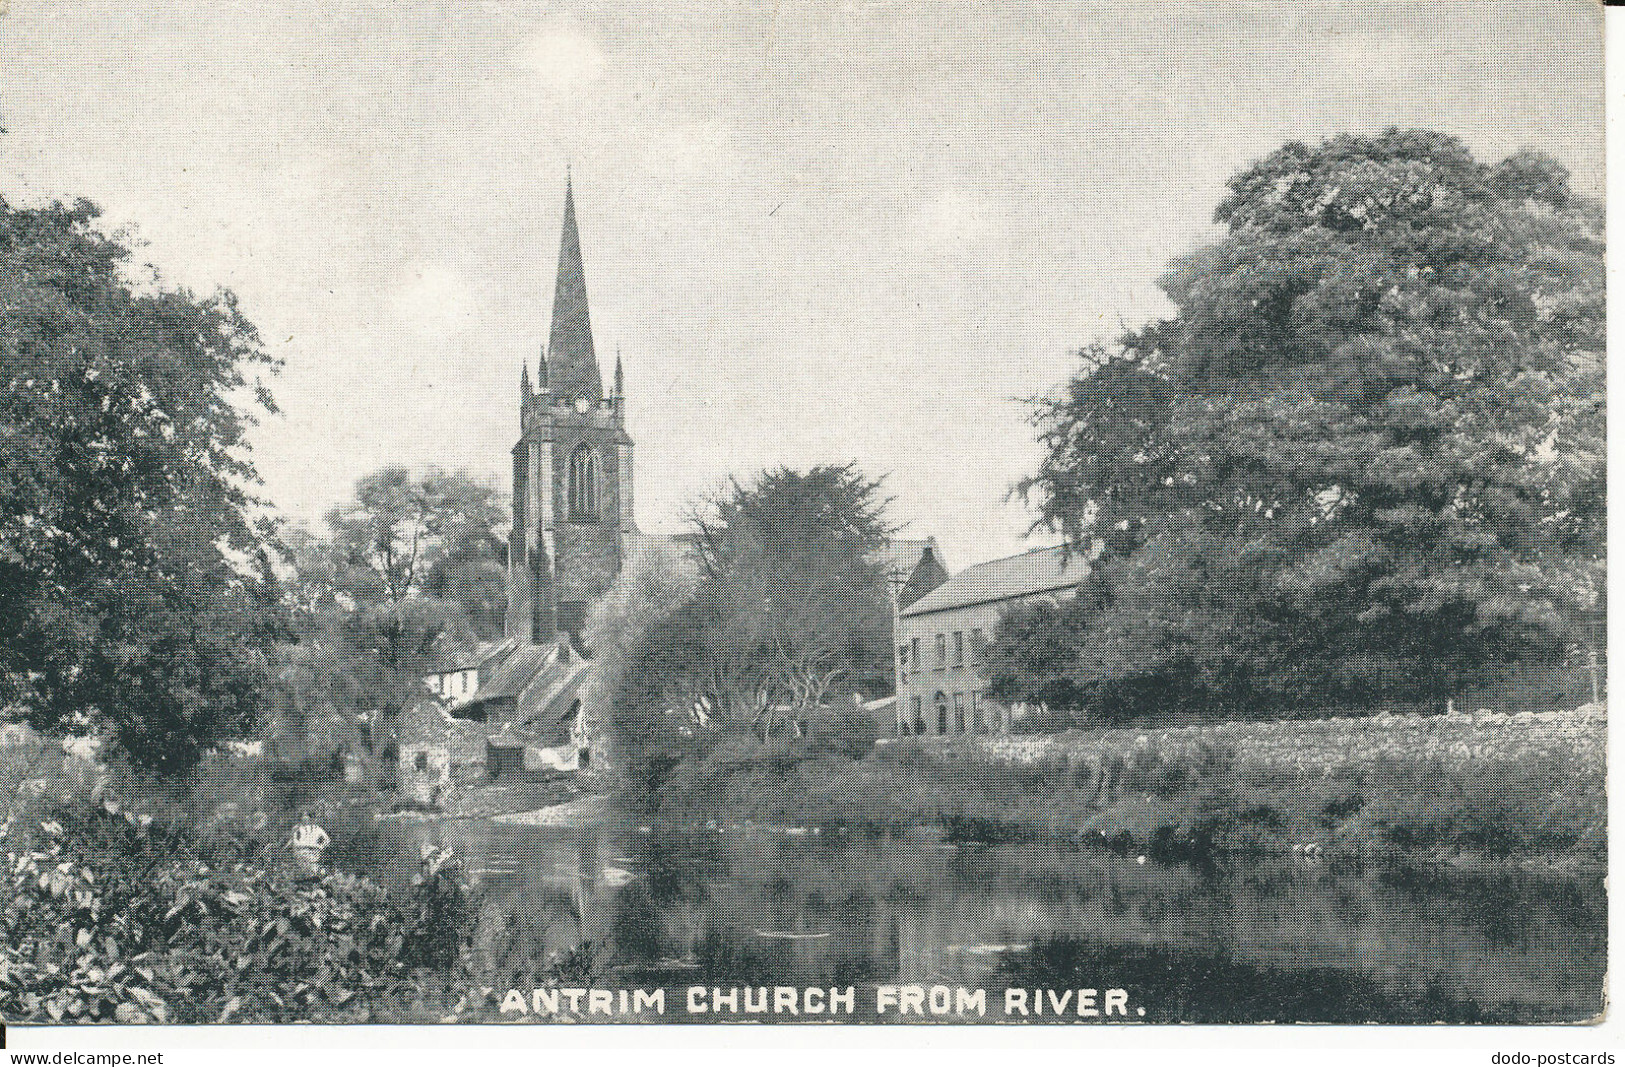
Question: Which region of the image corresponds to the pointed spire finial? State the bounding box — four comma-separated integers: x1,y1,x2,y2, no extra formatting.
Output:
614,346,624,398
521,359,531,395
538,344,549,390
546,173,602,401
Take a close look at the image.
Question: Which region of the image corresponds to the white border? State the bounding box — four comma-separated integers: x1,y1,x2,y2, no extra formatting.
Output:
5,6,1621,1065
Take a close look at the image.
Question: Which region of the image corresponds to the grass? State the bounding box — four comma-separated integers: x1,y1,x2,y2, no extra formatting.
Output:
643,705,1606,863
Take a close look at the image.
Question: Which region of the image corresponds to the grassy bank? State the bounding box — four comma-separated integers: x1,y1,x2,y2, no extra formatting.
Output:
645,705,1605,864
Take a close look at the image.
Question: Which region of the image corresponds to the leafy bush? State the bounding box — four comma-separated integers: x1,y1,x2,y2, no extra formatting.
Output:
0,799,473,1023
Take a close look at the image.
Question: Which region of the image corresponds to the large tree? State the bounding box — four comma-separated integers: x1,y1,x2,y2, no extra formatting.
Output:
286,466,507,713
0,197,285,772
991,130,1603,721
590,462,895,767
688,463,895,736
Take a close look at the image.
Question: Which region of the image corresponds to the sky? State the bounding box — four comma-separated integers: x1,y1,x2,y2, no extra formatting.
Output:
0,0,1604,569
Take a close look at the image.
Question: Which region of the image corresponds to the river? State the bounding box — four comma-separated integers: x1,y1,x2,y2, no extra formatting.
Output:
339,813,1605,1024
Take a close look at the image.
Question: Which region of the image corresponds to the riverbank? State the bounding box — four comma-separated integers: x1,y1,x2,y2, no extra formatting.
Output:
645,705,1606,865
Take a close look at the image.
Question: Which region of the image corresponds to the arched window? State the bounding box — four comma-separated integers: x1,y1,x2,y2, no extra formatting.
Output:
568,445,600,522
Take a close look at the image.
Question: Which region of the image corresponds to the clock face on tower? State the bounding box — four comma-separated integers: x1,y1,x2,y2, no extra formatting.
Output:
573,394,590,414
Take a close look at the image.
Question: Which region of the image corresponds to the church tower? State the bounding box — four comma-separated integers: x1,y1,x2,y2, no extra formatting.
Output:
506,177,634,646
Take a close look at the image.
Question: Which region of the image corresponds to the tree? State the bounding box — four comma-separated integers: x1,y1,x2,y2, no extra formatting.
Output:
589,462,895,771
995,130,1604,720
688,463,895,738
285,467,506,713
0,196,284,772
583,540,703,789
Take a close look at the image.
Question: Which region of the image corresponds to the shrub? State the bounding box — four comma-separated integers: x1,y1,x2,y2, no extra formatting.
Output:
0,799,473,1023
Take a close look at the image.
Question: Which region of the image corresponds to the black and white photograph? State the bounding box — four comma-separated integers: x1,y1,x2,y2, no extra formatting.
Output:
0,0,1609,1052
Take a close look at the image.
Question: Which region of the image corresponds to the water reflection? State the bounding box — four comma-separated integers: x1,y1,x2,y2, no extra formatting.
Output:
357,818,1604,1023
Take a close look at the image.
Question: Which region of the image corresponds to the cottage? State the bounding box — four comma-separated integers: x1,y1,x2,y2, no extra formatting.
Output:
392,693,488,806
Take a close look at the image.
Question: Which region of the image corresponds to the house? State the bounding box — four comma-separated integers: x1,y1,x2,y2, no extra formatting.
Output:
880,537,949,612
393,693,487,805
421,639,519,708
893,544,1086,736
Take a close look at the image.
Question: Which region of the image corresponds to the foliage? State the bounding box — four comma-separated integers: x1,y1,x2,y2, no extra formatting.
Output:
639,698,1603,863
686,462,895,734
807,698,881,760
996,130,1604,721
0,195,285,773
282,467,506,720
401,847,475,972
0,798,475,1024
583,540,703,793
587,464,895,799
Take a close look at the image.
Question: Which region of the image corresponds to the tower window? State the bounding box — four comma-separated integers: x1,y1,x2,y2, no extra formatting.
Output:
568,445,601,522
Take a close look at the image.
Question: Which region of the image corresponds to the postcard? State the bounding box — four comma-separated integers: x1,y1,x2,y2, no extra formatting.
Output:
0,0,1606,1041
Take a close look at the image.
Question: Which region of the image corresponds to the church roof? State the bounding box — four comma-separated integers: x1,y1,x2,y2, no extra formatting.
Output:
546,176,604,403
899,544,1085,619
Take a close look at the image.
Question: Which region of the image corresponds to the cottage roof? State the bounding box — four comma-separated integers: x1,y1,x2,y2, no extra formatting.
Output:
427,638,516,675
466,642,559,704
512,659,593,732
899,544,1084,618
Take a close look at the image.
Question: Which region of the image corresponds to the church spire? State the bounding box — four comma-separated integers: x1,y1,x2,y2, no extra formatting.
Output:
546,173,603,403
614,346,624,399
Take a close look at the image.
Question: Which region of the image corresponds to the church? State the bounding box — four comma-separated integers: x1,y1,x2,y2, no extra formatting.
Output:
506,174,636,648
402,176,947,787
404,177,644,784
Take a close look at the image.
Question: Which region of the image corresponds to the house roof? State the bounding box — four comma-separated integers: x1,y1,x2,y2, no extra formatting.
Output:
428,638,516,675
466,642,559,703
899,544,1084,619
625,528,688,563
879,537,947,581
512,658,593,732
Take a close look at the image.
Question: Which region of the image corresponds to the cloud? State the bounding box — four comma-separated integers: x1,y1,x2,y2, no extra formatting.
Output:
515,16,607,94
913,189,992,248
392,262,480,341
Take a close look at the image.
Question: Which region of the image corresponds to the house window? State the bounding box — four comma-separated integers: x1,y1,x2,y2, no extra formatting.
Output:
935,693,949,735
910,637,920,671
898,644,909,681
935,634,947,670
413,752,429,772
953,692,966,733
971,628,987,663
568,445,601,522
971,691,984,732
953,631,965,666
911,696,925,735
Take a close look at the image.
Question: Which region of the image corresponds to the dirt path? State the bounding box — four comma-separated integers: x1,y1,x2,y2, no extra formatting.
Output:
489,793,613,827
